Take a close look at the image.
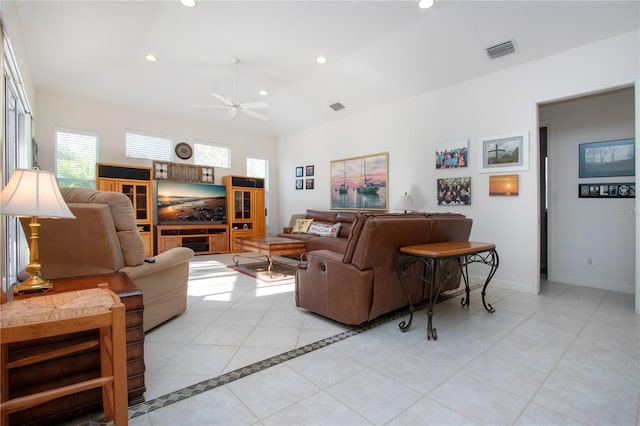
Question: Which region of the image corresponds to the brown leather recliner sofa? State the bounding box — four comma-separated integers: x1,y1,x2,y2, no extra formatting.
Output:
25,188,194,332
295,211,472,325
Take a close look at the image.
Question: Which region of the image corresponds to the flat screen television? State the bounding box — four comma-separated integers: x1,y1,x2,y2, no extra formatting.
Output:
156,181,227,224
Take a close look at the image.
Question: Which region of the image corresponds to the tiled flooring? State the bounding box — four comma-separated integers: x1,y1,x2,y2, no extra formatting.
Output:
98,254,639,425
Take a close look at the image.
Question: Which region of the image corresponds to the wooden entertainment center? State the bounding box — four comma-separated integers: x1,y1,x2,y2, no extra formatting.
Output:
154,174,266,255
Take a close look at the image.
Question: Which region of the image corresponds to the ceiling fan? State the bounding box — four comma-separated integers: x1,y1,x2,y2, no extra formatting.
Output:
193,58,269,121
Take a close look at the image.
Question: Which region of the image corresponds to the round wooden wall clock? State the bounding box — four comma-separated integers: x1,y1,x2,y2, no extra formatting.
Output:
175,143,193,160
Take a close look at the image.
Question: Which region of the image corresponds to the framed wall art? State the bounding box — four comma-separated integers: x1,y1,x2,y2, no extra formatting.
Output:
436,140,468,169
489,174,519,196
296,166,303,177
306,178,315,190
295,179,303,190
579,183,635,198
578,138,635,178
330,152,389,210
479,131,529,173
305,165,315,176
437,176,471,206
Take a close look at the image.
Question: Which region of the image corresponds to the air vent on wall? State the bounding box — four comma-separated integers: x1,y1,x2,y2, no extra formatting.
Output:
329,102,345,111
486,40,516,59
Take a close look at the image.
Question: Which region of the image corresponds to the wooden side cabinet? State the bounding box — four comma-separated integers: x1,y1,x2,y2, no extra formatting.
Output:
222,175,266,251
7,273,145,425
96,163,153,257
156,224,230,255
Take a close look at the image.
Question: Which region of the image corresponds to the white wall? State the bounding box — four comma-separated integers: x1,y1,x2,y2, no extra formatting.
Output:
278,30,639,295
34,90,281,233
541,89,635,293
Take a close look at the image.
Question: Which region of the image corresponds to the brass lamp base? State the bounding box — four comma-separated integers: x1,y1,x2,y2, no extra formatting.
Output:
13,274,53,294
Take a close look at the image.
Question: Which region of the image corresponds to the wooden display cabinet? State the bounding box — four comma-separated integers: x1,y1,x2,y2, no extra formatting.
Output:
96,163,153,257
222,175,266,251
156,224,229,255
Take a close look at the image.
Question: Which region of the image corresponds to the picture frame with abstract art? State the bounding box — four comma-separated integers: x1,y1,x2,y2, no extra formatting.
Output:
436,176,471,206
436,140,468,169
479,131,529,173
330,152,389,210
578,138,635,178
489,174,519,196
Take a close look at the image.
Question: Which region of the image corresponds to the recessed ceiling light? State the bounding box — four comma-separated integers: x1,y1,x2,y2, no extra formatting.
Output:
259,90,268,96
180,0,197,7
144,54,158,62
418,0,435,9
316,56,327,64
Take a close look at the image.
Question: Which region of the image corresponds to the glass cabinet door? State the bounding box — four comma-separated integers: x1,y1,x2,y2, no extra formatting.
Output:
234,190,243,219
243,191,251,219
135,184,148,221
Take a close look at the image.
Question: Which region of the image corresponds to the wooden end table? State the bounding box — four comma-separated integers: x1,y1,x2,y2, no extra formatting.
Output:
233,236,307,273
397,241,499,340
7,272,145,424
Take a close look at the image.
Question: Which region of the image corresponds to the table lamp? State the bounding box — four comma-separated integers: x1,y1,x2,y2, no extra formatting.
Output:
395,192,416,213
0,168,75,294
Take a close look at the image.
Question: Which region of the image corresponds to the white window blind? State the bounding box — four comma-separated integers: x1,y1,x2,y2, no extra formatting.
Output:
55,128,97,188
194,142,230,168
126,130,173,161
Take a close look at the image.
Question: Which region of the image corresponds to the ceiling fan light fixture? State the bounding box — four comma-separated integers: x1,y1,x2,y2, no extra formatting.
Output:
418,0,435,9
180,0,197,7
316,56,328,64
144,54,158,62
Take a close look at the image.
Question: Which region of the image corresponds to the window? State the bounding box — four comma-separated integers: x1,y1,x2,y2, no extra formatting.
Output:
194,142,230,168
125,130,173,161
55,128,97,188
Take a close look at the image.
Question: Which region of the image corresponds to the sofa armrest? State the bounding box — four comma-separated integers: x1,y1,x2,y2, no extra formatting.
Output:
120,247,194,280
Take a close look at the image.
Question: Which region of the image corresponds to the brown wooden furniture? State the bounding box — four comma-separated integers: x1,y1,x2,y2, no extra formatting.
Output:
1,285,128,425
5,273,144,424
96,163,153,257
398,241,499,340
223,175,266,251
233,236,306,273
156,223,229,255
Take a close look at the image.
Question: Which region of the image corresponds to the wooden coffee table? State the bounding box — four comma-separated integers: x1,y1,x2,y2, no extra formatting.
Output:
233,236,307,273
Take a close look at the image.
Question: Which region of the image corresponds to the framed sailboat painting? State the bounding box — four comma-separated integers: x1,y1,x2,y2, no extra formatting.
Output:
330,152,389,210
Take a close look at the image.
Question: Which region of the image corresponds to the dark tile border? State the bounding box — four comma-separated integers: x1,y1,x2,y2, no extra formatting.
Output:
83,285,477,424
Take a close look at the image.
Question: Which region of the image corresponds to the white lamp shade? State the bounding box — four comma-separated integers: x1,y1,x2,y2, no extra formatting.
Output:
395,192,416,212
0,169,75,218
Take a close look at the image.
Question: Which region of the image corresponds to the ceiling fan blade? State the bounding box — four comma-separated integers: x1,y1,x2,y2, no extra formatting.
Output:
241,108,269,121
210,92,233,106
240,102,269,109
192,105,228,109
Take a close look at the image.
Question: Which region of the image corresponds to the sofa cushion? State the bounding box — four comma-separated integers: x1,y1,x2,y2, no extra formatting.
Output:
292,218,314,233
308,222,341,237
336,212,357,238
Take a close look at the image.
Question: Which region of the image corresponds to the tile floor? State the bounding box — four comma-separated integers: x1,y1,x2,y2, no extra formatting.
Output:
97,254,640,425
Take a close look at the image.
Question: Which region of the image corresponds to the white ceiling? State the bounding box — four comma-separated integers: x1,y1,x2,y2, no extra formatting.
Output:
8,1,640,137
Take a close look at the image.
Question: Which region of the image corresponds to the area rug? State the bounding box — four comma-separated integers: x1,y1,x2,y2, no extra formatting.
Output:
227,261,297,283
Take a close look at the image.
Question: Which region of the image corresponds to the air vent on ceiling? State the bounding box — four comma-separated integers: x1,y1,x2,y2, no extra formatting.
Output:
329,102,345,111
486,40,516,59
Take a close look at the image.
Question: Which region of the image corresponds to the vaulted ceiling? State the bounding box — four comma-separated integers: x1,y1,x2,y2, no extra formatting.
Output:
7,1,640,137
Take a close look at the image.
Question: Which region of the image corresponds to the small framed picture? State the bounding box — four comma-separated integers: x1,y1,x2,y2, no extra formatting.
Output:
296,166,303,177
489,174,519,196
306,178,314,190
578,182,635,198
436,140,468,169
295,179,303,190
305,165,315,176
479,131,529,173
